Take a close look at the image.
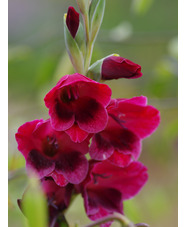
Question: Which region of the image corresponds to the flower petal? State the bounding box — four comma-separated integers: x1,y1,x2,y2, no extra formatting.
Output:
90,117,141,161
108,151,132,167
86,188,123,215
50,101,75,131
84,188,123,227
65,123,89,143
48,171,68,187
118,99,160,138
89,133,114,160
55,152,88,184
75,97,108,133
26,149,55,178
15,119,44,158
90,161,148,200
41,177,73,224
78,81,112,107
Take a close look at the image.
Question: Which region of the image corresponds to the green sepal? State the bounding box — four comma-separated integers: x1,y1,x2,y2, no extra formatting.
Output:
90,0,105,43
75,22,86,57
87,58,103,81
64,14,84,74
87,54,119,81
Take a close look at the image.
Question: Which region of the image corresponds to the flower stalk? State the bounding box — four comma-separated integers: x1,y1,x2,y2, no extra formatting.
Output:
83,213,135,227
84,41,94,75
81,7,93,74
15,0,160,226
83,11,90,43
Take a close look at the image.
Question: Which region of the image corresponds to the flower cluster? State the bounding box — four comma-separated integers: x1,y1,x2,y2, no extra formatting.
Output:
15,2,160,227
16,74,160,226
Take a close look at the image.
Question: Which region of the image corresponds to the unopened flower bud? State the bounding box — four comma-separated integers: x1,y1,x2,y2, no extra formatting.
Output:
64,12,84,74
102,55,143,80
66,6,79,38
88,54,142,81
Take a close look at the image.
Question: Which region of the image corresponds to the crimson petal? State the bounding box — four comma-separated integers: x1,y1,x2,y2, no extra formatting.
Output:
91,161,148,200
26,149,55,178
118,100,160,139
108,151,132,167
65,123,89,143
76,97,108,133
15,119,44,159
86,188,123,216
55,152,88,184
50,101,75,131
48,171,68,187
90,118,141,161
89,133,114,160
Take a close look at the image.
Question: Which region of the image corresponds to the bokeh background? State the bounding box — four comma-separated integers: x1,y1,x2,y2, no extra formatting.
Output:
8,0,178,226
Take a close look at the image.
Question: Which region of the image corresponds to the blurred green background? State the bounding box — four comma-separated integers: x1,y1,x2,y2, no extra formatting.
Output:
8,0,178,226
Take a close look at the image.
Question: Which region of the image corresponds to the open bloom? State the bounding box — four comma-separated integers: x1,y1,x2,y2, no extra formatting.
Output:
101,55,142,80
41,177,74,225
44,74,112,142
15,119,89,185
77,160,148,226
89,96,160,167
66,6,79,38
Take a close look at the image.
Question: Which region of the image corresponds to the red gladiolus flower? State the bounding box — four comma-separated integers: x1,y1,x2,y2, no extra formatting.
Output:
101,55,142,80
66,6,79,38
77,160,148,226
89,96,160,167
15,119,89,185
18,178,74,227
44,74,112,143
41,177,74,225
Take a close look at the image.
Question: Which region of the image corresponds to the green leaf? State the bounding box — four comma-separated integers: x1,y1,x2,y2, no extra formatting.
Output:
90,0,106,43
22,178,48,227
64,14,84,74
89,0,99,24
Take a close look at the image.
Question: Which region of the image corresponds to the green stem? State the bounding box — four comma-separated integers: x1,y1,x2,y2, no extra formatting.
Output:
83,213,136,227
83,12,90,43
81,10,94,75
84,41,94,75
